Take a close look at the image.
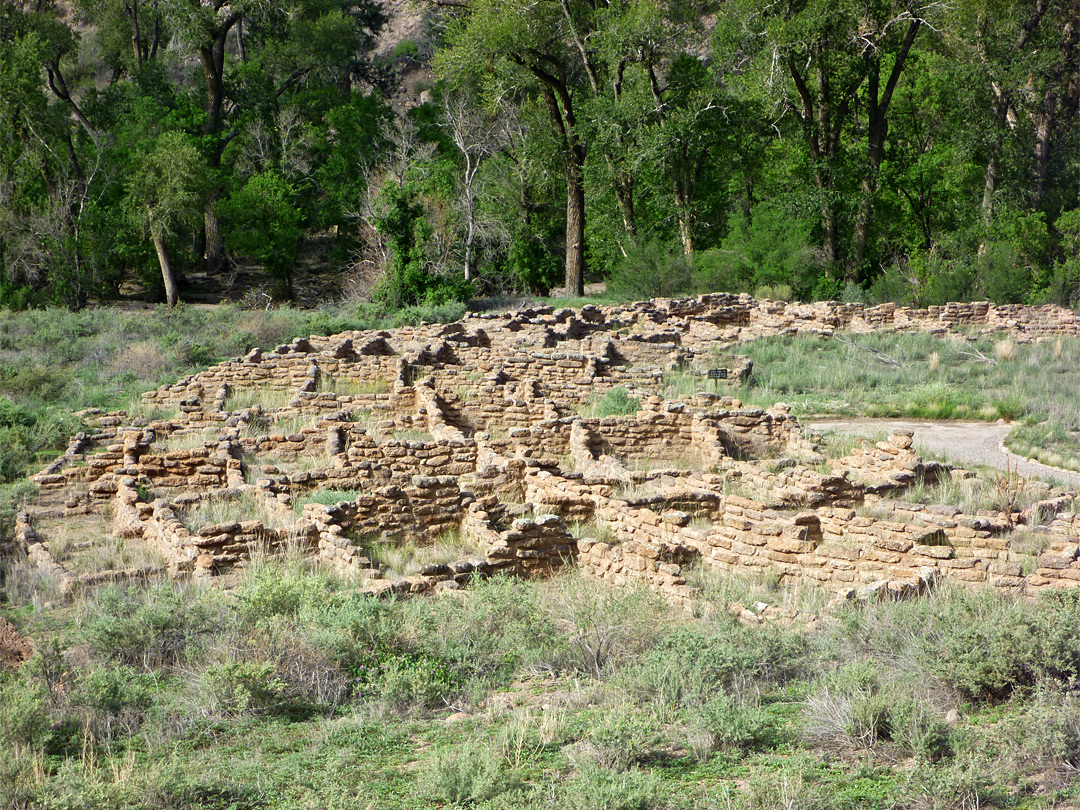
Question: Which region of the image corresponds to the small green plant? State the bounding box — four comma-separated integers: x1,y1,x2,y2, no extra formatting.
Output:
204,660,288,715
561,763,663,810
583,387,641,418
352,650,460,708
294,488,360,513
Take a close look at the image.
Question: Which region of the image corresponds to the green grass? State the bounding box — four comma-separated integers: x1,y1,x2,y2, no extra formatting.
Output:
579,387,642,418
294,488,361,513
5,560,1080,809
740,332,1080,467
179,491,289,532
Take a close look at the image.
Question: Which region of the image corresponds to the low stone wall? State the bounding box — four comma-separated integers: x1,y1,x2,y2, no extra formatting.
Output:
113,479,315,577
520,463,1072,600
299,474,470,547
462,498,577,576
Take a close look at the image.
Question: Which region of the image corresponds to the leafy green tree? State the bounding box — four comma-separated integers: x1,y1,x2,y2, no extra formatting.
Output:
219,172,303,298
125,131,206,306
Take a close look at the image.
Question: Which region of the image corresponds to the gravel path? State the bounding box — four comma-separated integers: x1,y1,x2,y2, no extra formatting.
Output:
808,418,1080,489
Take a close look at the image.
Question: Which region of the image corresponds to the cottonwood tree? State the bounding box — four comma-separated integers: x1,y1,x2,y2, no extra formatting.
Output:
126,132,205,307
435,0,714,293
721,0,944,279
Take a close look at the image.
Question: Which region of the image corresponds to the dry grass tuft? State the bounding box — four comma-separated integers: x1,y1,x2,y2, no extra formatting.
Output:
994,339,1016,361
110,341,170,380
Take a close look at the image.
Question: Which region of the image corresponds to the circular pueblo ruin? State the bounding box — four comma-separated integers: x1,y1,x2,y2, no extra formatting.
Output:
14,294,1080,614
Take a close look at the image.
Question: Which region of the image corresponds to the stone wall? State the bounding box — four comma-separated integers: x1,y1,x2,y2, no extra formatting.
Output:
112,478,316,577
21,296,1080,607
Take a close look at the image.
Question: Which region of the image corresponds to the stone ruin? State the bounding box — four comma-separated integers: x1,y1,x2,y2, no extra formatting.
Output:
10,294,1080,614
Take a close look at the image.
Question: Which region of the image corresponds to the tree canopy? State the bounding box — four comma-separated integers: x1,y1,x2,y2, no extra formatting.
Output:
0,0,1076,307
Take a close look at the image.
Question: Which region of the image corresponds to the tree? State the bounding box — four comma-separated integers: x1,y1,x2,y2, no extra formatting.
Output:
435,0,598,295
442,89,504,281
126,131,205,306
720,0,942,279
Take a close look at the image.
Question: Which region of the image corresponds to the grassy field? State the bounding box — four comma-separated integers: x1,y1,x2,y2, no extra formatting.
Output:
736,331,1080,469
2,558,1080,809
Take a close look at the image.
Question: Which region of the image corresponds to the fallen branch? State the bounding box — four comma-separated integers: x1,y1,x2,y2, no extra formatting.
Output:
956,347,996,365
833,335,902,367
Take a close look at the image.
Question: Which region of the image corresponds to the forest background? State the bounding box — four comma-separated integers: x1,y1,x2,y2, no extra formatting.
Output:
1,0,1078,311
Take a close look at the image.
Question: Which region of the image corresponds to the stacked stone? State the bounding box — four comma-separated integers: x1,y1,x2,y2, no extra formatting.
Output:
137,447,229,489
576,535,700,609
485,515,577,576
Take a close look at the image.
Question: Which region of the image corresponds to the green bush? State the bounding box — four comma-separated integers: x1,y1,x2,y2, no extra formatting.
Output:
890,699,952,763
586,387,641,418
624,626,808,709
606,240,694,300
547,578,667,679
416,740,521,806
203,660,288,715
0,674,50,749
926,591,1080,700
692,693,782,754
362,651,460,709
80,583,224,671
712,203,828,300
236,564,336,622
397,575,560,687
561,764,663,810
71,665,157,737
581,706,660,770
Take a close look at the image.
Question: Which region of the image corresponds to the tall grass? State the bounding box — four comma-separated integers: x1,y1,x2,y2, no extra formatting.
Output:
740,332,1080,464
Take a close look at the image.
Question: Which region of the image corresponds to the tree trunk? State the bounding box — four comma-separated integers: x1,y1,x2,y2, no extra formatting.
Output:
565,148,586,296
848,19,921,279
152,229,180,307
982,152,998,228
127,1,143,65
204,197,224,273
614,177,636,239
200,29,232,275
1032,90,1058,208
677,209,694,260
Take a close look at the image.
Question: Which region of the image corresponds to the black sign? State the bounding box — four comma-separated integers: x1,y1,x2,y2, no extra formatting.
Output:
707,368,728,380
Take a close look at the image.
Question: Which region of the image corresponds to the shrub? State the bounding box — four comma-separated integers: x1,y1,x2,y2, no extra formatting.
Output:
416,740,521,806
0,675,50,749
926,595,1072,700
561,764,663,810
578,705,660,771
397,575,560,687
606,240,694,300
236,564,336,622
203,660,288,716
713,203,828,300
691,692,783,755
623,625,808,709
71,665,157,738
585,387,640,418
890,699,952,763
79,582,224,671
546,577,667,679
364,651,460,709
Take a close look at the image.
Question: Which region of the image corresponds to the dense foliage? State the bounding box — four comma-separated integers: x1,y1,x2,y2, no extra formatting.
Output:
1,0,1078,306
4,561,1080,808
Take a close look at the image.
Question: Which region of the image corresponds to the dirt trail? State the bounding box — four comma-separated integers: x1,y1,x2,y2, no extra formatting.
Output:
809,418,1080,489
0,616,32,670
